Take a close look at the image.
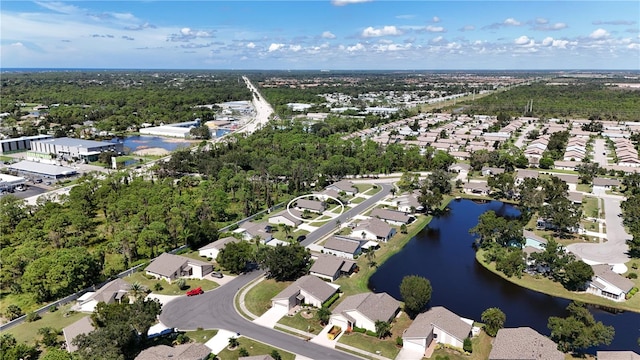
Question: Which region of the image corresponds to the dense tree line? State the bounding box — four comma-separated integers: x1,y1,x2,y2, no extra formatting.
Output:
621,174,640,258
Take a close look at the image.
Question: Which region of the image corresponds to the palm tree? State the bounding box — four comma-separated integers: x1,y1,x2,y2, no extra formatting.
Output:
228,337,239,349
366,249,377,268
128,282,146,301
317,307,331,325
375,320,391,339
280,224,292,239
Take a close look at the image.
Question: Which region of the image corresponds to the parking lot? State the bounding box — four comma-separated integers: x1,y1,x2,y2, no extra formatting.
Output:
1,183,48,199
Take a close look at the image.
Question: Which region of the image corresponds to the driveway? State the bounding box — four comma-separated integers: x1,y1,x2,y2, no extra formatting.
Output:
567,190,630,271
204,329,237,354
145,293,180,306
253,305,287,328
310,323,342,348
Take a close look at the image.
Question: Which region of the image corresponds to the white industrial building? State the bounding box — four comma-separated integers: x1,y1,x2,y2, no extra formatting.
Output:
0,174,26,192
139,120,201,138
29,137,123,162
0,135,53,154
9,160,77,179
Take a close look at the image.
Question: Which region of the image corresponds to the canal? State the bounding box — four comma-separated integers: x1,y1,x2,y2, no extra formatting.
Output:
369,198,640,352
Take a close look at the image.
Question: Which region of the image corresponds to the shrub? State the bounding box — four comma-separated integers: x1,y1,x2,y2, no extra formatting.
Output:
353,326,366,334
49,305,58,313
154,283,163,291
5,304,24,321
322,293,340,308
463,337,473,353
632,262,638,270
627,272,638,279
395,336,403,347
176,278,187,290
365,330,377,337
25,312,41,322
627,287,639,299
238,348,249,357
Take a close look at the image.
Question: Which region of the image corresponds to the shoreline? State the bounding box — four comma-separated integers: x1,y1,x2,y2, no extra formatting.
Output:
475,249,640,314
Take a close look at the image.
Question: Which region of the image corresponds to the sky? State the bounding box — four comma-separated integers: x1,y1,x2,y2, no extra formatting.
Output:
1,0,639,70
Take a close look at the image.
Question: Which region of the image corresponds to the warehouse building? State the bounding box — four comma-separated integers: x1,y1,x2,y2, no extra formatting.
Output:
0,174,26,192
9,160,77,179
0,135,53,154
29,137,123,162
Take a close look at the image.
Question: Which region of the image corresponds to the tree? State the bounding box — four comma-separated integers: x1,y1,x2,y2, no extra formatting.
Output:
39,348,74,360
38,327,60,347
539,156,554,169
487,172,515,199
469,211,524,248
228,337,239,349
463,337,473,353
217,241,255,274
4,304,23,321
400,275,432,318
576,162,600,185
397,172,420,192
548,301,614,353
481,307,505,337
317,307,331,325
270,350,283,360
495,249,526,278
256,243,310,281
375,320,392,339
365,249,377,268
427,170,452,195
0,333,39,360
560,260,594,291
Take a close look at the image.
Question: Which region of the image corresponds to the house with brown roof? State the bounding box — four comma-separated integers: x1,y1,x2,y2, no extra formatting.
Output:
596,351,640,360
330,292,400,332
587,264,635,302
145,253,213,283
63,316,94,353
323,236,362,259
370,208,413,225
135,343,211,360
75,278,130,313
198,236,241,259
309,253,356,282
352,217,396,242
402,306,473,354
489,327,564,360
271,275,339,311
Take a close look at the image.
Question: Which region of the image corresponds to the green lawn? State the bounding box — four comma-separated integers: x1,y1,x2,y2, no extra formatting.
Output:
122,272,218,296
354,184,373,193
4,304,87,345
430,330,493,360
215,337,295,360
184,329,218,343
277,309,323,335
582,196,599,218
349,196,365,204
338,332,401,359
576,183,591,193
243,279,290,317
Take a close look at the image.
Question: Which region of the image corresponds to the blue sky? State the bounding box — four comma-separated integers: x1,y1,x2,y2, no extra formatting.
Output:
1,1,639,70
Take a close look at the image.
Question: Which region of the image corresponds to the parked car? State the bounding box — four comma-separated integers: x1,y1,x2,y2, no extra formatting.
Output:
296,235,306,243
211,271,223,278
186,287,204,296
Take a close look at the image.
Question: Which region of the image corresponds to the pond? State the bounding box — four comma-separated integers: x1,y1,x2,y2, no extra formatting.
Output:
110,135,194,152
369,198,640,352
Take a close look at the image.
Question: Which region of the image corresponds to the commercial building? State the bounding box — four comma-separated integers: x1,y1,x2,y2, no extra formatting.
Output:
9,160,77,179
0,135,53,154
29,137,123,162
0,174,26,191
139,120,201,138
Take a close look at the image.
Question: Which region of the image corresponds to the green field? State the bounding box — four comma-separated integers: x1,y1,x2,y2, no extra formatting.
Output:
4,304,87,345
215,337,295,360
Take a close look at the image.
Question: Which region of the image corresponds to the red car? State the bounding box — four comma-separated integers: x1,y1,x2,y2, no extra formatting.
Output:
186,287,204,296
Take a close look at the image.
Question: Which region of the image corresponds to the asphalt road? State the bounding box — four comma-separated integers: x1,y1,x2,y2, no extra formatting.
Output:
160,183,391,359
593,138,607,168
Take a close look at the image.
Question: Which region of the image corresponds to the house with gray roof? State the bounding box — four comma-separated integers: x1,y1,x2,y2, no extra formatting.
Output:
481,166,505,176
402,306,473,354
271,275,339,311
593,177,621,190
309,253,356,282
135,343,211,360
145,253,213,283
239,221,273,243
198,236,241,259
597,351,640,360
75,278,130,313
587,264,635,302
295,199,326,213
352,217,396,242
330,292,400,333
326,180,358,196
268,208,303,228
489,327,564,360
63,316,94,353
323,236,362,259
370,208,413,225
394,190,423,213
463,182,490,196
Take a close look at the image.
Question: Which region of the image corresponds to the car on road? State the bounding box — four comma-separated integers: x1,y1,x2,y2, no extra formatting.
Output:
211,271,223,278
186,287,204,296
296,235,306,243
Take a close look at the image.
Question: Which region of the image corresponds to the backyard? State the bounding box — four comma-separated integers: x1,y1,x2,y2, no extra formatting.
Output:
215,337,295,360
5,303,87,345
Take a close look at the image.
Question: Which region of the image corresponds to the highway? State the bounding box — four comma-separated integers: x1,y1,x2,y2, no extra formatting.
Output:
160,183,392,359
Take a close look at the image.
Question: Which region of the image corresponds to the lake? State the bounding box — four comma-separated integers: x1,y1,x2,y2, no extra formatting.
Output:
110,135,194,152
369,198,640,352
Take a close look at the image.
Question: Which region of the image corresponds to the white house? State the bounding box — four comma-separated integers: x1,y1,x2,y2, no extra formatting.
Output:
370,208,412,225
75,278,130,313
145,253,213,283
198,236,241,259
323,236,362,259
587,264,635,302
402,306,473,354
309,254,356,282
271,275,338,311
352,218,396,242
330,292,400,332
268,209,303,227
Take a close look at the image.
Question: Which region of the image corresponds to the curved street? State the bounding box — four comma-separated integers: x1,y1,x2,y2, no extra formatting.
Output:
160,183,392,359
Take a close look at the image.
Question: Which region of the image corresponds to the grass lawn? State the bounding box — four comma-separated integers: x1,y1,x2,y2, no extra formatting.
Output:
582,196,600,218
122,272,218,296
576,183,592,193
354,184,373,193
349,196,365,204
243,279,290,317
337,311,412,359
430,330,492,360
215,337,295,360
5,304,87,345
184,329,218,343
477,250,640,313
277,309,323,335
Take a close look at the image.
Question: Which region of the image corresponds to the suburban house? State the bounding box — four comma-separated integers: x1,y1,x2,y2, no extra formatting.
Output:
352,217,396,242
330,292,400,332
593,177,621,190
370,208,412,225
394,191,423,213
75,278,130,313
402,306,474,354
523,230,548,251
135,343,211,360
295,199,326,213
309,253,356,282
515,169,539,185
481,166,505,176
145,253,213,283
448,163,471,173
489,327,564,360
323,236,362,259
463,182,490,196
326,180,358,196
567,191,583,204
268,209,303,227
63,316,94,353
271,275,339,311
198,236,241,259
596,351,640,360
238,221,273,243
587,264,635,302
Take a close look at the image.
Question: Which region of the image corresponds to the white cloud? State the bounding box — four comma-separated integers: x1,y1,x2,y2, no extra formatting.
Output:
373,42,412,52
35,1,82,15
504,18,521,26
425,25,445,33
346,43,365,52
542,37,569,48
246,42,256,49
432,16,440,23
168,27,214,42
514,35,535,47
431,36,444,44
628,43,640,49
11,42,25,47
331,0,372,6
362,26,403,37
536,18,548,25
589,28,610,39
289,44,302,52
322,31,336,39
396,14,415,20
268,43,284,52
